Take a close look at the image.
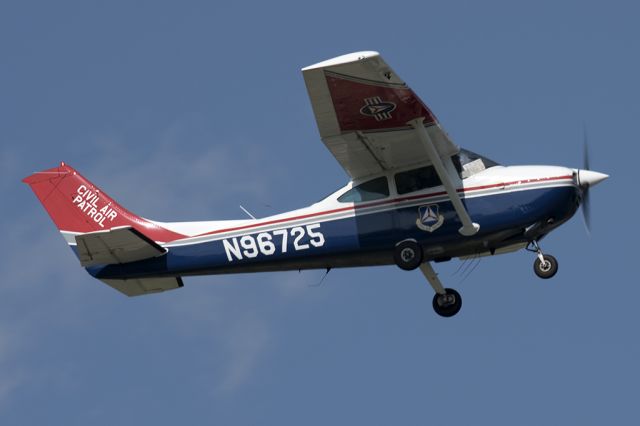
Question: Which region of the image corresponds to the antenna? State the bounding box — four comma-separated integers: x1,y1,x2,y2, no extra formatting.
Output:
309,267,331,287
239,205,256,220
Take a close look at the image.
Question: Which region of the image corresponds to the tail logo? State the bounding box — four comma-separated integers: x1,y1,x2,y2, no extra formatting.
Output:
359,97,396,121
73,185,118,228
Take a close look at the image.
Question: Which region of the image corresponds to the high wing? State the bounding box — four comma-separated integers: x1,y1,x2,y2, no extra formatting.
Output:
302,51,458,180
75,226,167,267
302,51,479,236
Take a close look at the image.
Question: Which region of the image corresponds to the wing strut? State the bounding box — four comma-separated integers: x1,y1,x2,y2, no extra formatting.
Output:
408,118,480,236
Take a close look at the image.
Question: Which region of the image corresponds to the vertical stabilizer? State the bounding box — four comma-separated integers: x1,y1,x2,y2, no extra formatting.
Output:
23,163,185,244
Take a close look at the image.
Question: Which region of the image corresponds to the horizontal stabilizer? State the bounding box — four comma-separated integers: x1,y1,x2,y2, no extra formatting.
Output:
75,226,167,267
101,276,183,297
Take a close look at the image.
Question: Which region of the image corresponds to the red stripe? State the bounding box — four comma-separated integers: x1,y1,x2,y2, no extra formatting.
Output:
191,175,574,239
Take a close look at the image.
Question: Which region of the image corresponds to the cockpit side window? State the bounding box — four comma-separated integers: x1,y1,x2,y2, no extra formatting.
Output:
395,165,442,195
338,176,390,203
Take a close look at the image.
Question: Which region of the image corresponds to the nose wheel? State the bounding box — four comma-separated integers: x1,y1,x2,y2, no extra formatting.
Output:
534,254,558,278
529,241,559,279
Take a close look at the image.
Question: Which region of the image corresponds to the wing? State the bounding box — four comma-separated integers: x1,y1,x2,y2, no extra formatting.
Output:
302,51,458,179
75,226,167,267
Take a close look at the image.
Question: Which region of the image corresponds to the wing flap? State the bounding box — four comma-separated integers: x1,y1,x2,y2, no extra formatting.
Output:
75,226,167,267
101,276,183,297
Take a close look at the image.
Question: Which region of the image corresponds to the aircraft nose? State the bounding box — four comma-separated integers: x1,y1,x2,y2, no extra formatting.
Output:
576,169,609,188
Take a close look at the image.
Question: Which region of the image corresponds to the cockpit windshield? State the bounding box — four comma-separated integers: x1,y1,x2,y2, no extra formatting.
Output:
452,149,500,179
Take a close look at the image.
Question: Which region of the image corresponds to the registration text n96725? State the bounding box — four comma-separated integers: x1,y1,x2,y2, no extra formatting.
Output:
222,223,325,262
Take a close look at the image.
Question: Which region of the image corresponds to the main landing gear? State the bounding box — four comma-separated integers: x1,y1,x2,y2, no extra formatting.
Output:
420,262,462,318
393,240,423,271
528,241,559,279
393,240,461,317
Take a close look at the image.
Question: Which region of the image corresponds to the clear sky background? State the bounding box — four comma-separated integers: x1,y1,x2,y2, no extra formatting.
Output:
1,1,637,424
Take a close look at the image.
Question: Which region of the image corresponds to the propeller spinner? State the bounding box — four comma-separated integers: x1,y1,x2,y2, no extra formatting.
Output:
575,131,609,233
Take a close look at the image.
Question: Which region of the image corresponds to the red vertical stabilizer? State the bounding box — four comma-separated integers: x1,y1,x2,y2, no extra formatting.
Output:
23,163,185,243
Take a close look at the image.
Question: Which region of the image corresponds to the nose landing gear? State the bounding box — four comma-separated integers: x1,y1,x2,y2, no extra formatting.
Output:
529,241,558,279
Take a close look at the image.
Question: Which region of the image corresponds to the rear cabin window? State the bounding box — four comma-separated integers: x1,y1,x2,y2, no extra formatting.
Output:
338,177,389,203
395,166,442,195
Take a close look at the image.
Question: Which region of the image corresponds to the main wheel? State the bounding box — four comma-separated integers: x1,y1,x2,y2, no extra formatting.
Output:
432,288,462,317
394,240,423,271
533,254,558,279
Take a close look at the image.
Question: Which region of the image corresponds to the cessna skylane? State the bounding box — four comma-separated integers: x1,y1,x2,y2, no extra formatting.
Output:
24,51,608,317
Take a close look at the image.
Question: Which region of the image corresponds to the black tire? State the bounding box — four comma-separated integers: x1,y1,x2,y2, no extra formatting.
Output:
394,240,423,271
533,254,558,279
432,288,462,317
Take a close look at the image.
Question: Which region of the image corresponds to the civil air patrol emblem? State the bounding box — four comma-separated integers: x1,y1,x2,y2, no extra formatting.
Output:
416,204,444,232
359,97,396,121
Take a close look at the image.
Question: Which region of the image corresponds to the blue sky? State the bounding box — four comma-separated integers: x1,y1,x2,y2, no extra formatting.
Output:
1,1,637,424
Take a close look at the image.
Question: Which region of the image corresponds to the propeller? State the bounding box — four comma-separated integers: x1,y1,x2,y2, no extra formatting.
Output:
577,126,608,234
582,128,591,232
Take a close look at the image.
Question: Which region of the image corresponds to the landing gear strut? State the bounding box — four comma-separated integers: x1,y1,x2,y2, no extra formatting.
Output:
529,241,558,279
419,262,462,317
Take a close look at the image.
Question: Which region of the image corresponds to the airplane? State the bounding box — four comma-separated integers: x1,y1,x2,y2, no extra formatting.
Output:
23,51,608,317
